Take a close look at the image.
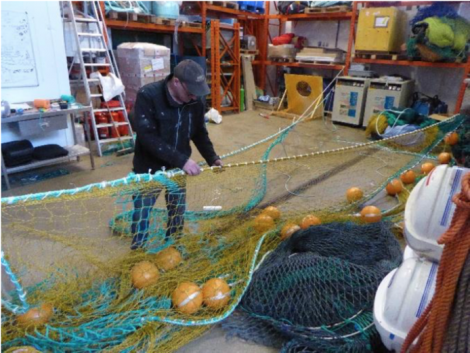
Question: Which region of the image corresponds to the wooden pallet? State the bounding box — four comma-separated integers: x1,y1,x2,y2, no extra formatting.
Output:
241,49,259,55
305,5,351,14
107,11,177,26
296,59,343,65
269,57,295,63
108,11,153,23
151,17,176,26
208,1,239,10
353,51,406,61
181,21,202,29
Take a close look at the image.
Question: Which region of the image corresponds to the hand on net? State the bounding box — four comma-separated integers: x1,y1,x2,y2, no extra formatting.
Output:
183,159,201,176
212,159,225,174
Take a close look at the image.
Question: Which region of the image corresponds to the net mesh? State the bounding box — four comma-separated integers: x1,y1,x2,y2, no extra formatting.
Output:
222,222,401,352
1,114,465,352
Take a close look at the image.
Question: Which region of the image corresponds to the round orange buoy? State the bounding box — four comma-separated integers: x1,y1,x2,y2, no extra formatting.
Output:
7,347,41,353
262,206,281,220
254,214,275,233
385,179,403,196
172,282,203,315
202,278,231,309
360,206,382,223
300,215,321,229
17,303,53,328
421,162,435,175
400,170,416,185
280,224,301,240
444,132,459,145
346,187,363,203
131,261,160,289
438,152,451,164
155,247,182,272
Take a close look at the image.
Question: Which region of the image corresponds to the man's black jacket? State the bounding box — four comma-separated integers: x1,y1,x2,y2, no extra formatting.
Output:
132,75,219,174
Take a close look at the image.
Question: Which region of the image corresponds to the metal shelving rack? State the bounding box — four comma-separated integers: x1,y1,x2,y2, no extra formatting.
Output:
210,21,241,113
255,2,357,97
256,1,469,113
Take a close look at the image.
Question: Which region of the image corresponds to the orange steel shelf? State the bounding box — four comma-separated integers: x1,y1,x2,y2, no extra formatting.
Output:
270,12,353,21
105,19,203,34
264,60,345,70
352,58,468,69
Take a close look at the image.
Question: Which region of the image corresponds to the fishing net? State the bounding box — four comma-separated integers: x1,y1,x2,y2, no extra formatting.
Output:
407,3,470,62
451,114,470,167
222,221,401,352
1,112,465,352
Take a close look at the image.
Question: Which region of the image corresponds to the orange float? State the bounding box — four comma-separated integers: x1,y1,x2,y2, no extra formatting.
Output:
280,224,301,240
172,282,203,314
262,206,281,220
155,247,182,271
17,303,53,328
300,215,321,229
254,214,275,233
385,179,403,196
360,206,382,223
444,132,459,145
438,152,451,164
346,187,363,203
131,261,160,289
400,170,416,184
202,278,231,309
421,162,435,175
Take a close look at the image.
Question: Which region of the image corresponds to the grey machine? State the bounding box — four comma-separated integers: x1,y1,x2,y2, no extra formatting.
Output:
332,77,371,126
363,78,415,127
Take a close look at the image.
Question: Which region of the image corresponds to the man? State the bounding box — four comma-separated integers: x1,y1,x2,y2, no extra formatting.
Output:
131,60,222,250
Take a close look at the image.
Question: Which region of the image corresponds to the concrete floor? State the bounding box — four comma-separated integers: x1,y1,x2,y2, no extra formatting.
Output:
1,110,370,352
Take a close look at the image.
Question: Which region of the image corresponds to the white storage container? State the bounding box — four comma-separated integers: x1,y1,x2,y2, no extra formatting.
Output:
404,165,470,262
374,257,438,352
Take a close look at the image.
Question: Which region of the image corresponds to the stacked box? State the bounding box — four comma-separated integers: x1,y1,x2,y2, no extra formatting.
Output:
117,43,171,106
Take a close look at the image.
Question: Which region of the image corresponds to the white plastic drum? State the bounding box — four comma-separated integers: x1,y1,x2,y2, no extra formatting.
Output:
404,165,470,262
374,257,438,352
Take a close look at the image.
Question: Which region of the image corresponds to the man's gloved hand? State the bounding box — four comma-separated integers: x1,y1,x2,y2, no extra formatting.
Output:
212,159,223,167
183,159,201,176
212,159,224,174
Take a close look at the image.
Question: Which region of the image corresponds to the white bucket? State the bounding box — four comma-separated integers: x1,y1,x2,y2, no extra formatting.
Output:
404,165,470,262
374,257,438,352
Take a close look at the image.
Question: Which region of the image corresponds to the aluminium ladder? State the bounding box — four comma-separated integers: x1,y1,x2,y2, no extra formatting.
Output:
65,1,134,157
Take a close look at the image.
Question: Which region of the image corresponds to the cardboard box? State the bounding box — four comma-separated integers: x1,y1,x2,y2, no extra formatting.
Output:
117,43,171,105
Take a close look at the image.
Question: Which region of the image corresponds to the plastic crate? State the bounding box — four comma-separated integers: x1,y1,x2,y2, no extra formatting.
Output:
238,1,264,14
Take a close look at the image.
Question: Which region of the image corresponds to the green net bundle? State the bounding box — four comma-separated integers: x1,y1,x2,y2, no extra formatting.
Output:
407,3,470,62
1,115,465,352
222,221,401,352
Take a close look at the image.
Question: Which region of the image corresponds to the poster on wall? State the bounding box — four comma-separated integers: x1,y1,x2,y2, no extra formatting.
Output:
1,10,39,88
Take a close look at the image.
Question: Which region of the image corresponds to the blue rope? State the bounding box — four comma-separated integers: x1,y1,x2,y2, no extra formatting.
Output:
1,251,29,314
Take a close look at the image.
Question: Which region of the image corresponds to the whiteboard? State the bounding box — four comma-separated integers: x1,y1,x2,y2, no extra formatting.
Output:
1,10,39,88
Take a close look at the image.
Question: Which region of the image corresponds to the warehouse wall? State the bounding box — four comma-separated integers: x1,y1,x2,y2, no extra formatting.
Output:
1,1,74,147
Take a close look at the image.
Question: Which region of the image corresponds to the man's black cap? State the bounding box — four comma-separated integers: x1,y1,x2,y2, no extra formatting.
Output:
174,60,210,97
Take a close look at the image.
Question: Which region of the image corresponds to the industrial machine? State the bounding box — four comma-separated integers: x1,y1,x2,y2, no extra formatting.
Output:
332,77,370,126
363,78,414,127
